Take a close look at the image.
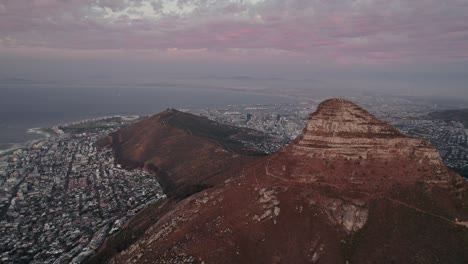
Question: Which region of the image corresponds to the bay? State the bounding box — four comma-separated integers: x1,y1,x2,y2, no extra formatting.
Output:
0,83,295,150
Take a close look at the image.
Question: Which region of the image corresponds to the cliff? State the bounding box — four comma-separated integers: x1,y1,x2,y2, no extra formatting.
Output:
295,99,441,163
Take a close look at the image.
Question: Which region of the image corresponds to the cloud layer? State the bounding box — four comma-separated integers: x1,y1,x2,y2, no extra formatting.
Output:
1,0,468,63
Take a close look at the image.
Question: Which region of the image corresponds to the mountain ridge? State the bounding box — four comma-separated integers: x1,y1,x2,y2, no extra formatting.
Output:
101,99,467,264
99,109,275,199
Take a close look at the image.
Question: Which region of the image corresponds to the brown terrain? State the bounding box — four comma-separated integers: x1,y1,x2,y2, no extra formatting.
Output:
88,109,276,263
93,99,468,264
97,109,272,199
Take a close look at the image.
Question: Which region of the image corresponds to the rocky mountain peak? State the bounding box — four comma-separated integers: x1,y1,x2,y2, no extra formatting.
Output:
293,98,442,164
102,98,467,264
303,98,402,138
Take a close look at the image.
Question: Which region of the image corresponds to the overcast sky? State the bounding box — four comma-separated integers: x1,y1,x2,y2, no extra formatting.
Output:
0,0,467,97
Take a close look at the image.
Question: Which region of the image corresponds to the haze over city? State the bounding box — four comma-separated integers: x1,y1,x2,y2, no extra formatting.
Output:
1,0,468,99
1,1,468,264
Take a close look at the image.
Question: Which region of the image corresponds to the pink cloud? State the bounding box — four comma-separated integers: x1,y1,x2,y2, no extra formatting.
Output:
0,0,467,64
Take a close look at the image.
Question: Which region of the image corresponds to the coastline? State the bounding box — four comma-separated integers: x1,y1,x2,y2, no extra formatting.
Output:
0,114,141,156
0,138,48,156
27,127,53,138
0,127,56,156
0,143,26,156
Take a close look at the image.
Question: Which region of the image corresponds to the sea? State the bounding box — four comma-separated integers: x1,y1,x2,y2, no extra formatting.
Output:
0,82,296,153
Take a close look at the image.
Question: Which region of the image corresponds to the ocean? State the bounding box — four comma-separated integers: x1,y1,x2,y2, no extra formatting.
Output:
0,83,296,152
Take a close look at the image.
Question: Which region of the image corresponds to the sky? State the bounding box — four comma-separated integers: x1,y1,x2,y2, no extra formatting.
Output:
0,0,467,98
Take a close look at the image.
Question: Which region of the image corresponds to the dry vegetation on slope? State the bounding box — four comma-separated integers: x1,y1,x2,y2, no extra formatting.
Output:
96,100,468,264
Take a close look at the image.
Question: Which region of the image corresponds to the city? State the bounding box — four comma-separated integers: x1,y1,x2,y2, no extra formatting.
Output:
1,0,467,261
0,124,165,263
0,96,467,263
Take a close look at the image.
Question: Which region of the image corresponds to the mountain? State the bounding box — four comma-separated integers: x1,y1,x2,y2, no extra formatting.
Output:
0,77,34,84
107,99,468,264
427,108,468,128
98,109,275,199
89,109,277,263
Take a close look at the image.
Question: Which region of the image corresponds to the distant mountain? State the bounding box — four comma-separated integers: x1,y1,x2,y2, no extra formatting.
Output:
0,77,34,84
199,75,288,81
0,78,60,85
427,108,468,127
98,100,468,264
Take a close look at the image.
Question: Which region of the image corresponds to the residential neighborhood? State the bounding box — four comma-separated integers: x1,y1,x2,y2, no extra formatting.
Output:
0,127,165,263
0,96,467,263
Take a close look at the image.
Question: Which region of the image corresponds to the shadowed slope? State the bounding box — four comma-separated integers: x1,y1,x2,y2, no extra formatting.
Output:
427,108,468,127
106,109,271,198
87,110,275,263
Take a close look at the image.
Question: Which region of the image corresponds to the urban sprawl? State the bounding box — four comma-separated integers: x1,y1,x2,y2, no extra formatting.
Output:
1,96,467,263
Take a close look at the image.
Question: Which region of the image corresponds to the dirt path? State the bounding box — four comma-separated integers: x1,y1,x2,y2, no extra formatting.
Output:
264,155,467,228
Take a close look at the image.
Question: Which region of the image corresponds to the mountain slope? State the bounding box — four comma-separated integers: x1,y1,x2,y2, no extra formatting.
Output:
427,108,468,127
102,109,273,198
109,99,468,264
88,110,277,263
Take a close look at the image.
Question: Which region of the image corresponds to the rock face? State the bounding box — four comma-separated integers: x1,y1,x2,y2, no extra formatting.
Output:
295,99,441,163
322,198,368,234
105,99,468,264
